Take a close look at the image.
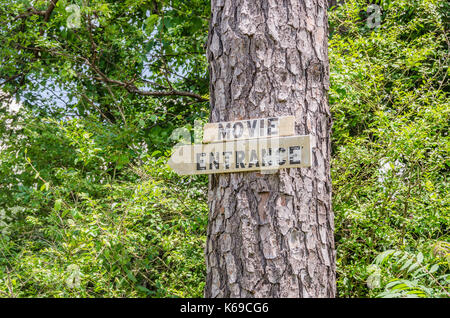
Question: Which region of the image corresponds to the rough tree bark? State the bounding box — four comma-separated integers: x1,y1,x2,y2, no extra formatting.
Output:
205,0,335,297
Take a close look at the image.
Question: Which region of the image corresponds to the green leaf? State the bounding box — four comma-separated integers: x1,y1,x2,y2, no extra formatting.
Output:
400,259,413,272
136,285,152,294
40,183,49,192
374,249,396,264
54,199,62,212
386,280,402,289
61,209,69,218
145,14,159,33
392,283,409,291
416,252,423,264
407,262,420,273
126,270,137,283
429,264,439,273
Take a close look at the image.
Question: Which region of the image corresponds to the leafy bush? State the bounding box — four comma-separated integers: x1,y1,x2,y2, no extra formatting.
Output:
329,0,449,297
0,115,208,297
367,243,449,297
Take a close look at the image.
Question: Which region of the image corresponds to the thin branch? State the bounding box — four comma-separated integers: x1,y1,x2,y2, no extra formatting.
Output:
14,7,46,20
6,268,15,298
80,93,113,124
88,61,208,102
11,6,209,104
0,74,23,87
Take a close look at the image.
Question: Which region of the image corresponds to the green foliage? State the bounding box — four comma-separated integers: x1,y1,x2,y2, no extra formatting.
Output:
329,0,449,297
0,115,208,297
0,0,210,297
367,243,450,297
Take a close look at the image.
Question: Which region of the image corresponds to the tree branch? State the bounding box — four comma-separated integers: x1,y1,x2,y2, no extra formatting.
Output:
86,59,208,102
77,16,207,103
14,0,59,22
44,0,59,22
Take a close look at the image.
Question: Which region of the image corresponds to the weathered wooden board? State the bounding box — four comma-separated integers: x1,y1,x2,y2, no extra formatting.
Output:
168,135,312,176
202,116,295,143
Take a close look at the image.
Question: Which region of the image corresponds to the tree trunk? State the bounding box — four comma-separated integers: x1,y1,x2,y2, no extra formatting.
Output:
205,0,335,298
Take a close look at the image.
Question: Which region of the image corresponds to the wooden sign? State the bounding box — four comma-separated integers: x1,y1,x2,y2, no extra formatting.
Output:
202,116,295,143
168,135,312,176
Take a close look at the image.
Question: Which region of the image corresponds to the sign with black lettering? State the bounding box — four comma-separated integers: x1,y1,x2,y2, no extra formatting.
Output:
168,135,312,176
202,116,295,143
